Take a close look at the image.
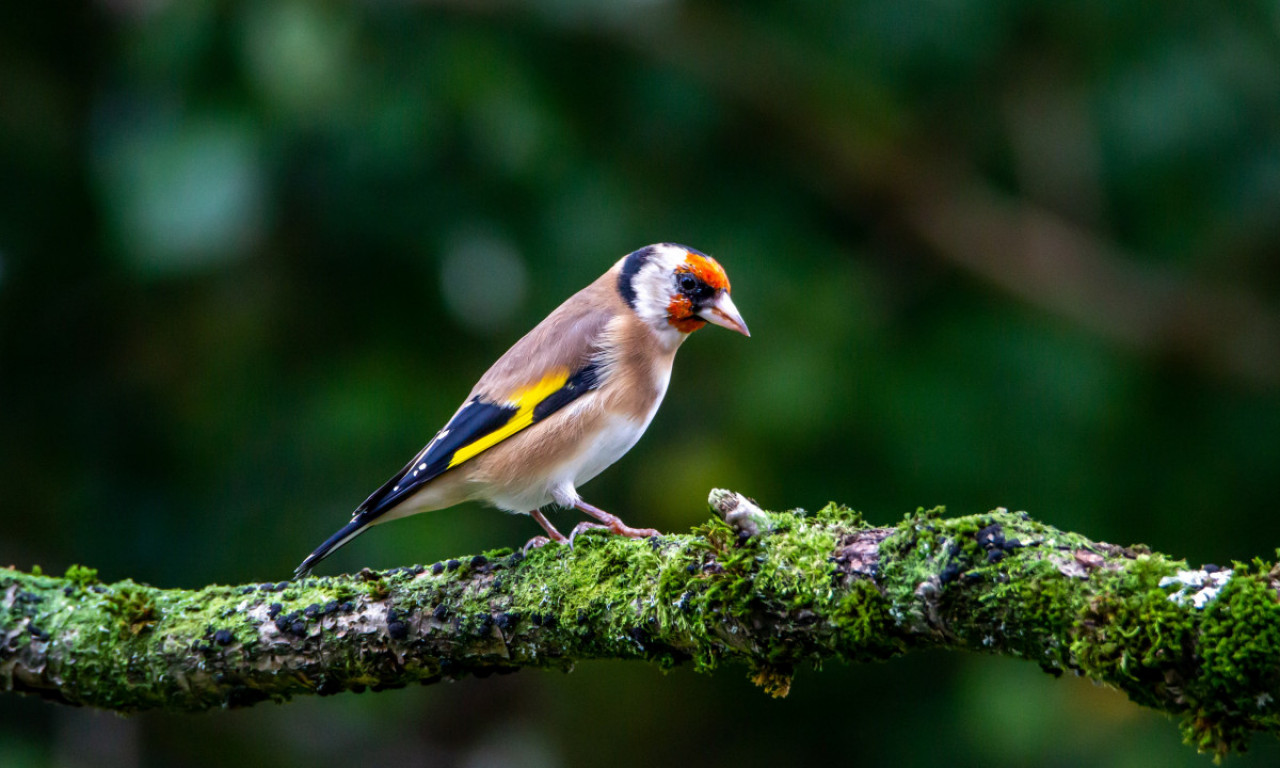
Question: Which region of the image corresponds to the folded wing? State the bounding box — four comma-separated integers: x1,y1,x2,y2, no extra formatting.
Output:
294,295,615,577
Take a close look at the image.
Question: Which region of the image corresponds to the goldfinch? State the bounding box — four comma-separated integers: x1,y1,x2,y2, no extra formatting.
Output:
294,243,748,577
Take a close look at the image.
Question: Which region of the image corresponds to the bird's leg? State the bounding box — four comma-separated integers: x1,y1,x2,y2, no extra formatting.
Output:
524,508,568,552
574,500,661,539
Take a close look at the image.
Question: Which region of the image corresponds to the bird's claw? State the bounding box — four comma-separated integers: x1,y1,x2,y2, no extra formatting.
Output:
567,520,660,548
568,522,608,549
522,535,555,553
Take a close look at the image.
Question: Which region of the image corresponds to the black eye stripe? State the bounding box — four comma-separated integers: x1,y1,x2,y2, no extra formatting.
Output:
677,274,717,304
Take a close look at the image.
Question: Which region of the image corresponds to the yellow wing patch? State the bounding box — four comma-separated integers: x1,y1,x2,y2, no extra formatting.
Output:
446,368,570,469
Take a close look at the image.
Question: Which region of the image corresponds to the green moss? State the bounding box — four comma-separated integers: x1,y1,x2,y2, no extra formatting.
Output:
63,564,99,587
9,501,1280,758
1070,558,1191,702
832,578,900,660
104,583,161,637
1178,564,1280,758
812,501,865,526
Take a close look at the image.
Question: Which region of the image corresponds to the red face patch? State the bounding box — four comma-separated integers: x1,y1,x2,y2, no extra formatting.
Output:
666,293,707,333
681,252,730,292
666,251,727,333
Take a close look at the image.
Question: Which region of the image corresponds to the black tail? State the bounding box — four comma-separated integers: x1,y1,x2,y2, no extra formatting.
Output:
294,515,374,578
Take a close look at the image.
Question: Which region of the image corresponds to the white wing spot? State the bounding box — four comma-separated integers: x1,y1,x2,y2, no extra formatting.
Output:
419,463,427,471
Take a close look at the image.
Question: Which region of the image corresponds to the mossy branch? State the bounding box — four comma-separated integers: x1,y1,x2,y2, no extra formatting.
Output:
5,491,1280,759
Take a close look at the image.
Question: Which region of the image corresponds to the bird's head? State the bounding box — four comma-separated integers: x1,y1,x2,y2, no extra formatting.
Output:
617,243,750,345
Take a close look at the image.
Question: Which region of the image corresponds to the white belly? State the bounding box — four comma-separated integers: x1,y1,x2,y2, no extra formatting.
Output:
566,413,650,489
489,367,670,512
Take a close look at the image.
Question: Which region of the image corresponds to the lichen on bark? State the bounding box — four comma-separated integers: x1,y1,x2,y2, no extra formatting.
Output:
4,491,1280,760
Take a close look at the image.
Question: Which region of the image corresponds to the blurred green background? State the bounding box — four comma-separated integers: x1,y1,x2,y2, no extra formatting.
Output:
4,1,1280,765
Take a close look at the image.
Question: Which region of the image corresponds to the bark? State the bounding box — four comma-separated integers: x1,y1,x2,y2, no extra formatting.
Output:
4,490,1280,759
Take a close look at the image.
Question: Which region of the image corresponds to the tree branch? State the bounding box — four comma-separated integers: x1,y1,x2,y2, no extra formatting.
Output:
4,490,1279,759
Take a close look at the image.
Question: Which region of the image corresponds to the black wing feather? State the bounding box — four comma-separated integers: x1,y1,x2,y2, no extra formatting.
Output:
294,360,603,577
357,398,516,520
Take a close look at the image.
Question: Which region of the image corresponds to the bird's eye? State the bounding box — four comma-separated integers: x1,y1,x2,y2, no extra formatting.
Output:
678,273,699,293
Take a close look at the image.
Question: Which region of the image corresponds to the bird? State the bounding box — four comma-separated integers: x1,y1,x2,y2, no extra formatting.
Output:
294,243,749,577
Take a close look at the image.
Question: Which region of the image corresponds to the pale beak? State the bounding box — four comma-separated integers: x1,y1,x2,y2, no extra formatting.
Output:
699,292,751,337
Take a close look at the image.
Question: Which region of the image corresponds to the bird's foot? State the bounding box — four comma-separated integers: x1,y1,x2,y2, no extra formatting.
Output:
574,500,661,539
523,535,555,553
567,515,660,547
610,522,661,538
567,521,608,548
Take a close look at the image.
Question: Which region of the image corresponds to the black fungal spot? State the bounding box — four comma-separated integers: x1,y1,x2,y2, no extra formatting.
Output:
507,551,525,566
238,586,255,595
213,629,234,646
303,604,321,619
226,686,270,708
986,549,1006,564
470,555,488,569
289,621,307,637
530,612,543,626
63,586,74,597
476,613,495,631
939,562,962,585
340,601,355,613
446,559,461,572
686,564,698,574
432,605,449,621
275,611,301,633
274,581,289,592
28,624,51,641
543,614,558,629
1204,563,1221,573
976,523,1004,551
411,564,425,574
495,613,514,631
316,678,343,696
388,621,408,640
431,562,445,575
267,603,283,620
322,600,339,615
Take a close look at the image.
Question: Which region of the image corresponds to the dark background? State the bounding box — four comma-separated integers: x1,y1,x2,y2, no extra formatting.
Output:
4,1,1280,766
